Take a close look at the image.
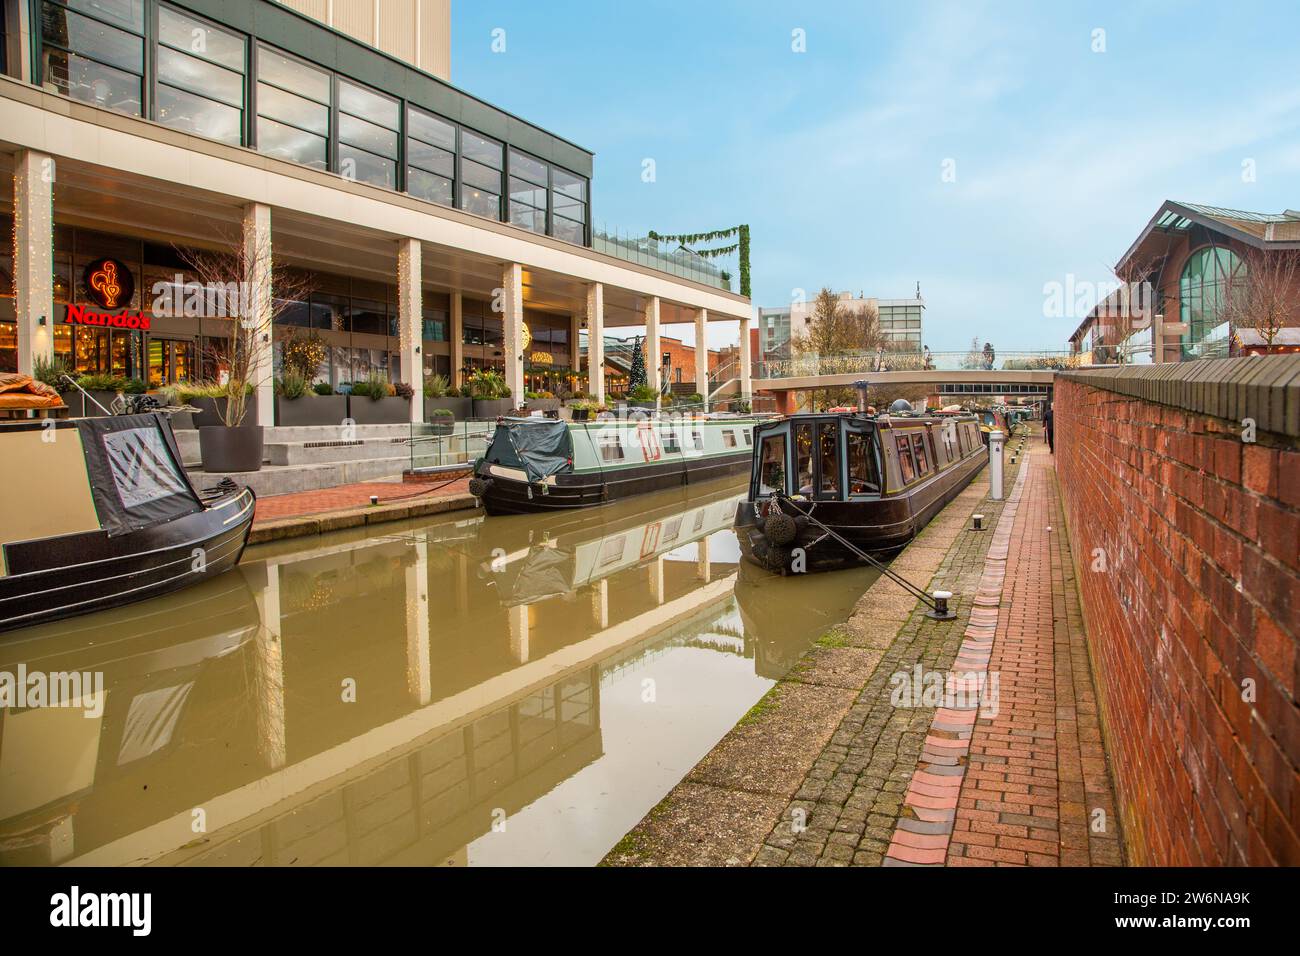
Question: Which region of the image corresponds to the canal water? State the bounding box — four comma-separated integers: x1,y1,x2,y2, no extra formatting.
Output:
0,477,877,867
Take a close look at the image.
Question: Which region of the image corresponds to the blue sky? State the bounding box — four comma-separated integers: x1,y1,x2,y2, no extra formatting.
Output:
452,1,1300,351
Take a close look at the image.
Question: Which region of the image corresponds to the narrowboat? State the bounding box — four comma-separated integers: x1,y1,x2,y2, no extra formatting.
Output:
0,414,256,634
734,401,988,574
468,414,759,515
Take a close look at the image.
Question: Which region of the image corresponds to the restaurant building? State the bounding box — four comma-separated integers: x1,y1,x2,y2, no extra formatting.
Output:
0,0,753,423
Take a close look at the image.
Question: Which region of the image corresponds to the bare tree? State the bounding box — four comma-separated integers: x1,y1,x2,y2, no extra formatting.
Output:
1219,248,1300,352
178,232,311,426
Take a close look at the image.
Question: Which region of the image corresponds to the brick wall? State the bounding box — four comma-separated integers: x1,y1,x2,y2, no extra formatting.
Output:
1055,362,1299,866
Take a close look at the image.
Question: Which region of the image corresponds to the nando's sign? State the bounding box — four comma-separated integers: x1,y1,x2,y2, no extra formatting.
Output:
64,257,151,330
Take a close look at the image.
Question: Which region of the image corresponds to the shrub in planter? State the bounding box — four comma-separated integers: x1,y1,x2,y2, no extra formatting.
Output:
429,408,455,434
196,382,263,472
347,373,408,423
275,371,348,426
312,381,335,396
423,373,450,398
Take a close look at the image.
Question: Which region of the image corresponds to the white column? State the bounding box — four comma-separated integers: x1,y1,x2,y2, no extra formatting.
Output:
398,237,422,423
14,150,54,375
649,556,664,605
591,578,608,629
405,540,432,704
696,536,711,583
502,263,525,402
243,202,275,427
569,311,581,395
645,296,661,393
695,308,709,408
739,310,753,402
586,283,604,399
450,292,464,388
508,604,530,663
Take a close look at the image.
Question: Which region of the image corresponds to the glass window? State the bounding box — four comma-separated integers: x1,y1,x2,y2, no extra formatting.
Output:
41,1,144,116
691,430,704,452
794,423,814,493
459,132,501,219
598,433,624,462
508,149,548,236
406,107,456,206
896,435,916,484
722,429,737,448
758,433,787,496
1179,245,1245,358
660,426,681,454
551,167,587,245
847,430,880,494
818,421,839,496
911,434,930,476
155,7,245,146
255,44,328,168
337,79,397,189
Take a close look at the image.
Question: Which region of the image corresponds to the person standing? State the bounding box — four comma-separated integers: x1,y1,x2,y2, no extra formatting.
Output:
1043,403,1055,453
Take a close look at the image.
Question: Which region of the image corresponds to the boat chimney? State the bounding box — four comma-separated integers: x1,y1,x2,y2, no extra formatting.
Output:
853,380,870,413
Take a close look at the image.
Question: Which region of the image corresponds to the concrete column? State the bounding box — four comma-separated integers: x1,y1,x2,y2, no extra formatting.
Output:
739,311,753,402
502,263,525,402
397,238,423,423
569,311,581,393
586,283,604,399
450,292,464,388
405,540,431,705
243,202,275,427
14,150,54,375
696,537,711,583
644,296,661,393
695,308,709,408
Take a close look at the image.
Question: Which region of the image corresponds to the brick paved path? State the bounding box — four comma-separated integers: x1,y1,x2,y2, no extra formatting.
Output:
254,477,471,523
758,439,1123,866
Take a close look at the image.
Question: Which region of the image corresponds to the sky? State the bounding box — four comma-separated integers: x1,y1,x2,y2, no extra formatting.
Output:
451,1,1300,352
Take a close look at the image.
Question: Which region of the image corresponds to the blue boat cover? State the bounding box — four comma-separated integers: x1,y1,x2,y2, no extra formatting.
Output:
483,418,573,484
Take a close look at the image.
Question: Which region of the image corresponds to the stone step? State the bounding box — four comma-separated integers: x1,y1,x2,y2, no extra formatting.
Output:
188,456,415,498
267,437,423,466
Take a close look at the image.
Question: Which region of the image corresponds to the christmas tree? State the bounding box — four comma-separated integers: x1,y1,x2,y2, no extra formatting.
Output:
627,336,647,392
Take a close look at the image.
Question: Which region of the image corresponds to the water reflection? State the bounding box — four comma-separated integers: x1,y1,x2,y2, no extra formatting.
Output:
0,478,875,867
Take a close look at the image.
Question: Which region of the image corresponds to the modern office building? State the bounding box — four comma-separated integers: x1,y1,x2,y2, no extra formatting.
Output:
0,0,752,424
759,289,925,360
1068,200,1300,363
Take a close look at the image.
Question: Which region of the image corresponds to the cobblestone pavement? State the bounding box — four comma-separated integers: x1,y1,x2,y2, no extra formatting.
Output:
758,437,1123,867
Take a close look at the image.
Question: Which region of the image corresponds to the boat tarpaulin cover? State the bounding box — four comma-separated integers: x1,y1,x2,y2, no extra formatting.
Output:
496,546,571,606
75,414,203,536
484,418,573,484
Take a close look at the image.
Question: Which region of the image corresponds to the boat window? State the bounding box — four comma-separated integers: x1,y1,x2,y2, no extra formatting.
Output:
941,421,959,460
896,434,916,484
912,434,931,476
847,430,880,495
663,517,682,541
794,423,814,494
758,432,787,496
660,426,681,453
818,421,839,497
600,535,626,566
691,430,704,451
598,433,624,462
723,429,738,448
743,430,752,445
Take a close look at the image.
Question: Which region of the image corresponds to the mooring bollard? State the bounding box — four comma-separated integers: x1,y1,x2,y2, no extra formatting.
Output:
973,513,985,531
928,590,956,621
989,429,1005,500
369,495,379,506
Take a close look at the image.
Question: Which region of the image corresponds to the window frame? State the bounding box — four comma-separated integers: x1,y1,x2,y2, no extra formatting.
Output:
153,2,248,145
39,0,147,118
252,40,331,170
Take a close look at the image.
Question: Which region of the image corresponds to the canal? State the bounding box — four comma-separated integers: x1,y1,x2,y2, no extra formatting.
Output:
0,477,877,867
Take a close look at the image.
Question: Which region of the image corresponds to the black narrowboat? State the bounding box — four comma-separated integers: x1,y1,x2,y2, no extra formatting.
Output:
0,414,256,634
734,402,987,574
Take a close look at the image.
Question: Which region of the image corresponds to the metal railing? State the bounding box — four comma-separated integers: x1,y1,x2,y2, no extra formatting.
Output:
752,349,1080,379
591,224,731,291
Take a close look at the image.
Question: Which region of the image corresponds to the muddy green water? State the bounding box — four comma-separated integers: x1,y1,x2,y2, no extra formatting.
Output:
0,477,876,866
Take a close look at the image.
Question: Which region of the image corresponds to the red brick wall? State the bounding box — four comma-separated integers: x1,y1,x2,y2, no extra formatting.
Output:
1055,376,1299,866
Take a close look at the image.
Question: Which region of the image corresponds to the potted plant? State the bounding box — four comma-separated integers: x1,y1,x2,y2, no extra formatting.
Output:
274,368,348,426
423,373,471,420
627,384,659,411
466,369,512,418
429,407,455,435
347,371,410,424
181,232,311,473
524,389,562,413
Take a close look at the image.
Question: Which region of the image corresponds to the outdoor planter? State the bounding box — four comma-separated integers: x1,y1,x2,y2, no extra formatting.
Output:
525,398,561,413
191,394,259,428
66,390,118,417
347,395,409,424
198,424,264,473
570,407,592,422
471,398,512,419
276,394,348,427
425,396,471,420
429,415,455,435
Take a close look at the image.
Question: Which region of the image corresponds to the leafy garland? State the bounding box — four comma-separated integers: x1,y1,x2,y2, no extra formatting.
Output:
648,224,751,298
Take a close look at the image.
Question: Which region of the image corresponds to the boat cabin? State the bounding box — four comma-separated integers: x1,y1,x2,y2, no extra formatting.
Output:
748,412,985,503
